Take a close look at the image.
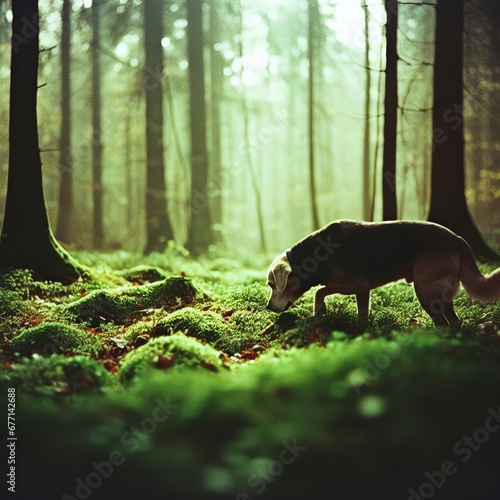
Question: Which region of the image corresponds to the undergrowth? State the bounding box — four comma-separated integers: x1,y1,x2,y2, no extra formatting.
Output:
1,250,499,499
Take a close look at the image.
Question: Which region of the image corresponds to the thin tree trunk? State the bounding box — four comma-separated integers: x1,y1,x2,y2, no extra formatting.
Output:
56,0,73,243
0,0,80,283
186,0,213,255
370,35,385,221
236,1,266,253
144,0,174,254
91,0,104,248
308,0,320,230
428,0,498,260
382,0,398,220
362,0,372,221
209,1,223,244
125,108,132,235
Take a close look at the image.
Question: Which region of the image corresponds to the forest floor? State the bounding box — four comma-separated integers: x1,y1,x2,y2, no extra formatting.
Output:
1,249,500,499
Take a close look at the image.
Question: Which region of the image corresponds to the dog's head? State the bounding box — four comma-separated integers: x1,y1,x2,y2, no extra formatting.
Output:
266,252,309,313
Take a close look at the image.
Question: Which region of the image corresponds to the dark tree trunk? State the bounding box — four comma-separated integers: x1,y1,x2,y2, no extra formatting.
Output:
428,0,498,260
382,0,398,220
0,0,80,283
308,0,320,230
209,1,223,244
144,0,174,254
186,0,213,255
55,0,73,244
92,0,104,248
362,0,372,221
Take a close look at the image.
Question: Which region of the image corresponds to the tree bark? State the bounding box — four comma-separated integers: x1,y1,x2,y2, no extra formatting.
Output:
55,0,73,244
382,0,398,220
0,0,80,283
428,0,498,260
209,1,223,244
91,0,104,248
308,0,320,230
186,0,213,255
144,0,174,254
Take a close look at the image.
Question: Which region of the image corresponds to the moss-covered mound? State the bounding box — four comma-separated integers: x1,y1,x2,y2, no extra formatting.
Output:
160,308,228,342
65,277,197,325
0,354,114,396
11,322,101,357
119,333,224,383
117,265,168,284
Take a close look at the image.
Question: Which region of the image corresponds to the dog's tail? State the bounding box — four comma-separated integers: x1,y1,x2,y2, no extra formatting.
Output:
459,240,500,302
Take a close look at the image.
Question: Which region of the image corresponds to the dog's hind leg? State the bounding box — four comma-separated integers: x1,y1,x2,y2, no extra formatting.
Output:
413,252,461,328
355,288,370,326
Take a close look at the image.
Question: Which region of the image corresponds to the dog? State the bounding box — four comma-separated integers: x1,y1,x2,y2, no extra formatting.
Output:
266,220,500,328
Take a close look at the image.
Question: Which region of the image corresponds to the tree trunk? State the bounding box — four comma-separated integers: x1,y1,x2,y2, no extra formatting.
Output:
308,0,320,230
209,1,223,245
91,0,104,248
362,0,372,221
428,0,498,260
55,0,73,244
144,0,174,254
382,0,398,220
0,0,80,283
186,0,213,255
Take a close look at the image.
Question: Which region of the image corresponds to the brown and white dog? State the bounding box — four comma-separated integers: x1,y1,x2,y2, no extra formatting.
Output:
266,220,500,328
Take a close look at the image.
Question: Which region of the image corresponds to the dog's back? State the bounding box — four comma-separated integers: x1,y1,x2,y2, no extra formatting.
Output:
292,220,462,286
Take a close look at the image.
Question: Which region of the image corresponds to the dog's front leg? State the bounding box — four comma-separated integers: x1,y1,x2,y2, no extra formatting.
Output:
314,286,332,315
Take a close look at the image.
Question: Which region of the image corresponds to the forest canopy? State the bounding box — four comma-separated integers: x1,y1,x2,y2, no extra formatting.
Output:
0,0,499,255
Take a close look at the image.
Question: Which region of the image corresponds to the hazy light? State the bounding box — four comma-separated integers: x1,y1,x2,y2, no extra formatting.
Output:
173,29,185,40
179,60,188,70
115,42,129,59
174,19,187,29
5,10,12,23
161,37,171,48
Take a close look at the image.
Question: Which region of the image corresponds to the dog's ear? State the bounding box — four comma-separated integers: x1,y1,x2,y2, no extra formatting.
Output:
273,262,292,293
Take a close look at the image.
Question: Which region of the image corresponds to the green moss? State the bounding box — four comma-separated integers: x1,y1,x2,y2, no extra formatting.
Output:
11,322,100,357
0,287,27,317
121,319,158,345
215,309,272,354
0,269,35,296
119,333,224,383
0,354,115,396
